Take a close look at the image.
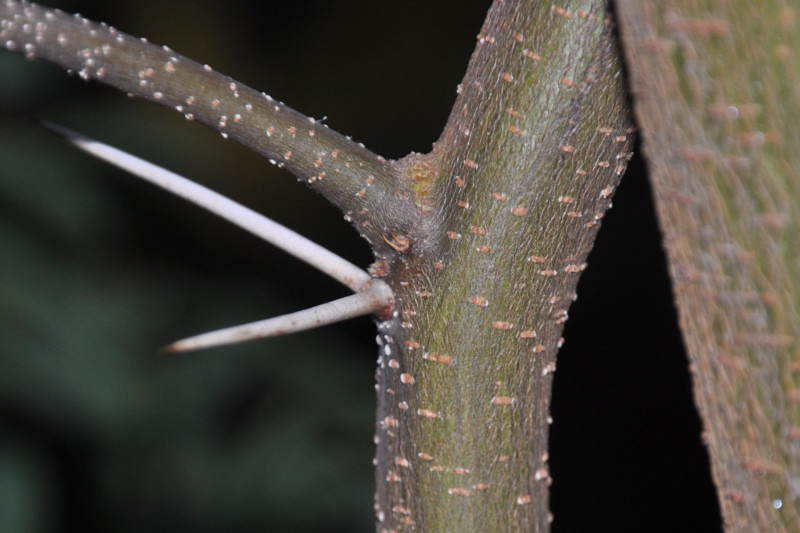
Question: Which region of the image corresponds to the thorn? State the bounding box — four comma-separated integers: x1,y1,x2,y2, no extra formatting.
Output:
40,122,398,351
164,280,393,352
40,121,372,292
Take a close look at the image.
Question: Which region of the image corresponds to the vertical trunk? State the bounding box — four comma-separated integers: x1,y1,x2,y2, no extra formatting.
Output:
374,2,633,530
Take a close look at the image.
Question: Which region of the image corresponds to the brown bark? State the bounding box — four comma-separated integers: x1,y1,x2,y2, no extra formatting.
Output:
617,2,800,531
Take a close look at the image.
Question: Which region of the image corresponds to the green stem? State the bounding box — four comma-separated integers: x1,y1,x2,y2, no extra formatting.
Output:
375,2,633,530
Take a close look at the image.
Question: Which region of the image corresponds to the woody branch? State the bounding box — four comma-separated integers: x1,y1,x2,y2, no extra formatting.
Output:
0,0,418,249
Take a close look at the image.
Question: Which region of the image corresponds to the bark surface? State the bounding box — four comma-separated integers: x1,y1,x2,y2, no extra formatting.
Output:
374,2,632,530
617,2,800,531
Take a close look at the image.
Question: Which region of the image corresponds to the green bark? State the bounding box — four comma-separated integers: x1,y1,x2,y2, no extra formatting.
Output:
375,2,632,530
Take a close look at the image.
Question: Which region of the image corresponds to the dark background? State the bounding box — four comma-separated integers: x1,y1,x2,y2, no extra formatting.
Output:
0,1,721,531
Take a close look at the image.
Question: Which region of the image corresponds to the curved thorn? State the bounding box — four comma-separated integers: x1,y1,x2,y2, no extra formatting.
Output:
41,121,372,292
164,280,393,353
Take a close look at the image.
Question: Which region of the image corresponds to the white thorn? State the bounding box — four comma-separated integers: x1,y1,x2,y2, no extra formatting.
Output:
42,122,371,292
165,280,393,352
42,122,397,352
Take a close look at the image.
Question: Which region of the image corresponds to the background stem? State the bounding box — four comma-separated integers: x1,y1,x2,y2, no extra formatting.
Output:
617,2,800,529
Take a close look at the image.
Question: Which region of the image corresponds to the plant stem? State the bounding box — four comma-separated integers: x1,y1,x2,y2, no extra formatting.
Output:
0,0,418,248
373,2,633,530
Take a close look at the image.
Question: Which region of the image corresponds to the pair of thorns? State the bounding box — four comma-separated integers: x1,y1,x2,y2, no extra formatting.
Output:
43,123,394,353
